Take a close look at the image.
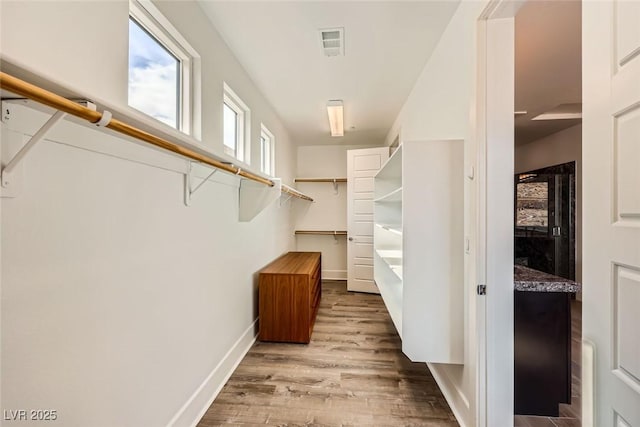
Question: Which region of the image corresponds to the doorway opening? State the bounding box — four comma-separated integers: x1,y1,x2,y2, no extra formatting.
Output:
513,1,582,426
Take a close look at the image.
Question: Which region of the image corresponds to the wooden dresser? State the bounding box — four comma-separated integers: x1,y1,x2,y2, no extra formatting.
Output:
258,252,321,343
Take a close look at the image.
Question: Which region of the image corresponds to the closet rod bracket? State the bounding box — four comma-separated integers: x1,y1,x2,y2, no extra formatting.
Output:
184,161,219,206
1,109,67,188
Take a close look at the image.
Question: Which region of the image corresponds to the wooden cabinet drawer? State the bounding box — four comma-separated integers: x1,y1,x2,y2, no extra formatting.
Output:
310,273,320,293
311,279,321,309
258,252,321,343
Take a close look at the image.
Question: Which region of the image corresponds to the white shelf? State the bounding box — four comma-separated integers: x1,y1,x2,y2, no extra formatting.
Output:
373,251,403,336
374,145,402,199
373,139,464,364
375,223,402,236
373,146,404,337
373,187,402,203
391,265,403,280
376,249,403,264
375,144,402,182
375,249,403,280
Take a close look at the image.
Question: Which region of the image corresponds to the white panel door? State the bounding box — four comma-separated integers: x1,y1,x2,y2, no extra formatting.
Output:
347,147,389,293
583,2,640,425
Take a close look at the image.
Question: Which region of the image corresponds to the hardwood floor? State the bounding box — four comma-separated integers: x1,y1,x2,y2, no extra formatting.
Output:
514,300,582,427
198,280,459,426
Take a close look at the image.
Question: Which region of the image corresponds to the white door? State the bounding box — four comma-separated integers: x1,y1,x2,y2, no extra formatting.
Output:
347,147,389,293
583,2,640,426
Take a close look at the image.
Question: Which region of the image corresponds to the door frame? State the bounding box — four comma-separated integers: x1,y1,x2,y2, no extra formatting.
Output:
475,1,524,425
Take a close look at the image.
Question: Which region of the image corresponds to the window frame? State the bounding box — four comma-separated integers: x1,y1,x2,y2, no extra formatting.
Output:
223,83,251,164
128,0,199,135
223,102,242,159
260,124,275,176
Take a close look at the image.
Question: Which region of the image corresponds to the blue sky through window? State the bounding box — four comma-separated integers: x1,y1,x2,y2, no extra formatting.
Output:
223,103,238,156
128,18,179,128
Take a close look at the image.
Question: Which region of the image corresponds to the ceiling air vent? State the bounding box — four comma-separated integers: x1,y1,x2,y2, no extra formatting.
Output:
319,28,344,57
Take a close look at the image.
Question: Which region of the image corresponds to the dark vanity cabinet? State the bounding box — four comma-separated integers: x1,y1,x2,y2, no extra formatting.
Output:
514,291,571,416
514,265,580,416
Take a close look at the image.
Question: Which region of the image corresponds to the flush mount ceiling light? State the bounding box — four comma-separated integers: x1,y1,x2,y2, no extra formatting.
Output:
327,100,344,137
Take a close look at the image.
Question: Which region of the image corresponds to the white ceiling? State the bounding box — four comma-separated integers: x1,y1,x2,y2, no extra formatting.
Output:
515,0,582,145
198,1,460,146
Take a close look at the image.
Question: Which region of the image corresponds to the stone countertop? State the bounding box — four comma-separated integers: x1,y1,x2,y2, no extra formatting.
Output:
514,265,582,292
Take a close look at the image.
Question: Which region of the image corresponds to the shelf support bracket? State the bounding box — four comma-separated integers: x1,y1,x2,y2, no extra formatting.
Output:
279,193,293,207
332,178,339,194
2,110,67,189
184,162,218,206
239,177,281,222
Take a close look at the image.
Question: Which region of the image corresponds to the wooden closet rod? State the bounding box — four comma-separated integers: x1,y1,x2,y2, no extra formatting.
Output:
294,178,347,183
0,72,313,201
282,185,314,202
295,230,347,235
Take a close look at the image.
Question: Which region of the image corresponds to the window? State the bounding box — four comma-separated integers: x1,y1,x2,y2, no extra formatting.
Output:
260,125,275,176
128,0,199,134
223,103,239,157
223,83,251,163
128,18,179,128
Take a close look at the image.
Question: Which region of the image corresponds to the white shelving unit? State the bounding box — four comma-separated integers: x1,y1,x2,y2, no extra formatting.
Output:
373,140,464,364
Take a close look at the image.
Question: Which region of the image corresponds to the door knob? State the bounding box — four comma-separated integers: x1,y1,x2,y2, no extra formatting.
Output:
348,237,354,241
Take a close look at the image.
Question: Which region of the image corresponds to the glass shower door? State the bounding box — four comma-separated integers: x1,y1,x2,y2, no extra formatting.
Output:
515,162,575,280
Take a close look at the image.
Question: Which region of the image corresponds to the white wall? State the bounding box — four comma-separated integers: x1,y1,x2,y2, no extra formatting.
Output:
0,2,298,426
295,145,377,280
385,2,490,426
385,4,480,147
515,124,582,285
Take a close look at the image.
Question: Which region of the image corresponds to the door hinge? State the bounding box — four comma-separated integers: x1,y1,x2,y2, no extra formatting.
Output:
477,284,486,296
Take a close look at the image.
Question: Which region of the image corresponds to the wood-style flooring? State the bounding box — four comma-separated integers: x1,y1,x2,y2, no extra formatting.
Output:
514,300,582,427
198,280,459,426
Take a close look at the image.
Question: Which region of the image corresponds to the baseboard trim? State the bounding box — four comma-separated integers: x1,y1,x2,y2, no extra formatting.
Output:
322,269,347,281
167,320,258,427
427,363,469,427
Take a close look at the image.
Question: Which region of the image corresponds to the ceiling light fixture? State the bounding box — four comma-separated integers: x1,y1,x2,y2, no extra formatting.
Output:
327,100,344,137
